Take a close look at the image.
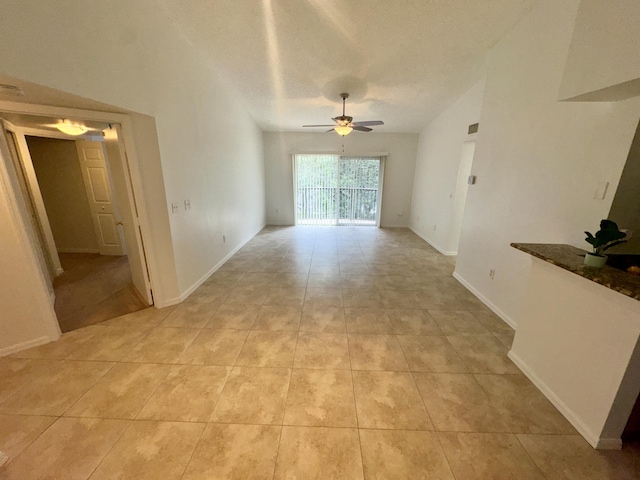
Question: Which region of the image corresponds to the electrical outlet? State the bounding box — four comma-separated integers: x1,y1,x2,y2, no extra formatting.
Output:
171,202,179,213
489,269,495,279
433,225,437,231
184,200,191,210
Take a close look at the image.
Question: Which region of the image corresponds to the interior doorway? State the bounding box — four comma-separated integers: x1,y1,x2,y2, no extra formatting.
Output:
1,115,152,332
294,154,384,226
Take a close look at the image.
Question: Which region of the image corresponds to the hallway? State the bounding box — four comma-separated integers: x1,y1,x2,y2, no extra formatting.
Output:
0,226,638,479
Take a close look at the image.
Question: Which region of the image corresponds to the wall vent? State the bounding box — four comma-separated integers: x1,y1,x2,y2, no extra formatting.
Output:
468,123,479,134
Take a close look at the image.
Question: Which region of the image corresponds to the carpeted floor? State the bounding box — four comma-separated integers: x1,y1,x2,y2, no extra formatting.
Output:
53,253,148,332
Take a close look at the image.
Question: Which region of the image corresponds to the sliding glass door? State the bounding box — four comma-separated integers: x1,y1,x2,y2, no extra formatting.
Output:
294,154,382,226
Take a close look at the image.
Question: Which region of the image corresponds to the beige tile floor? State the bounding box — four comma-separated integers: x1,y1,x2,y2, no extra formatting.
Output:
1,226,639,479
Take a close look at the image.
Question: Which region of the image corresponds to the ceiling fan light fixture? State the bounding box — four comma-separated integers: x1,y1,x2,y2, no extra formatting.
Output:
334,125,353,136
56,119,88,136
302,93,383,135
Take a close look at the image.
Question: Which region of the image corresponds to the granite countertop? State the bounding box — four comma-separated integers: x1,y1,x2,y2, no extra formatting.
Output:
511,243,640,302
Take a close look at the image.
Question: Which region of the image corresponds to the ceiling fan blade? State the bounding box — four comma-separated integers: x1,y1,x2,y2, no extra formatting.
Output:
352,126,373,132
352,120,384,127
325,129,335,133
303,124,336,127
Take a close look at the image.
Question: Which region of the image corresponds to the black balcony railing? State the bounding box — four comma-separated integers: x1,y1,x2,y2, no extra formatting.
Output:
296,186,377,225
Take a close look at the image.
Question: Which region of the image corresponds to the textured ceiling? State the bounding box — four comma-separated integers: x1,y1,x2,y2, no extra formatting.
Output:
159,0,534,133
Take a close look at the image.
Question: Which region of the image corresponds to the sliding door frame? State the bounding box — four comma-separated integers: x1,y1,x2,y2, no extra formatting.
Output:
292,152,387,227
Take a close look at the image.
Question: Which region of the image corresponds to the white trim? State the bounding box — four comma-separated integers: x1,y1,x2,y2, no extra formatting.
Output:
161,296,182,308
0,336,51,357
452,271,518,329
290,151,390,157
0,99,129,124
10,128,64,275
381,224,412,228
409,226,457,256
13,126,103,142
111,123,153,304
376,156,385,228
292,154,298,226
508,350,621,450
55,267,64,276
0,122,61,343
165,222,266,307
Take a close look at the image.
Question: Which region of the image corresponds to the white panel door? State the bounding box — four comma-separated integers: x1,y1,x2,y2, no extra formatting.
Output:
104,124,153,304
75,140,125,256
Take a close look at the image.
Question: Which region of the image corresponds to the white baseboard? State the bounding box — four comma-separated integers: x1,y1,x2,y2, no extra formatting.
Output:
173,223,266,305
508,350,620,450
56,248,100,254
452,271,518,329
160,296,182,308
380,224,411,228
409,227,457,256
0,336,50,357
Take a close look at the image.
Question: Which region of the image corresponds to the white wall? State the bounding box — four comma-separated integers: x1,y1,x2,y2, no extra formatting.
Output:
511,258,640,448
560,0,640,101
264,132,418,227
409,80,485,254
453,0,640,326
127,113,180,304
0,0,265,351
27,136,99,254
0,132,60,354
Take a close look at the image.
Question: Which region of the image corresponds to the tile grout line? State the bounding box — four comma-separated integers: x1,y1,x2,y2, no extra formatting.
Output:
58,361,120,418
270,328,300,476
346,321,367,478
433,430,461,480
84,418,134,480
0,413,60,470
177,422,209,480
513,433,550,479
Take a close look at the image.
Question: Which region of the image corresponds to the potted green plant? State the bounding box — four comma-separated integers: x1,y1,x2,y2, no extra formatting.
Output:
584,219,627,268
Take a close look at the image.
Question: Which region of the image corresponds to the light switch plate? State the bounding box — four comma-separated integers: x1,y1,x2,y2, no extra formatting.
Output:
593,181,609,200
171,202,179,213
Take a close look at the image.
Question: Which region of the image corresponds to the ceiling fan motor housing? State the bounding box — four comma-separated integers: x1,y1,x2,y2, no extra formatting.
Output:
334,115,353,125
